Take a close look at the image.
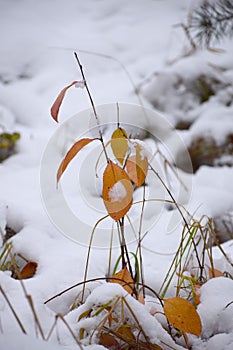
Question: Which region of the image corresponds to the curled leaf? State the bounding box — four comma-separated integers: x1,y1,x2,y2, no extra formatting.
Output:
126,144,148,187
50,81,77,122
164,297,202,336
18,262,38,280
109,267,134,294
57,138,97,184
111,128,128,164
102,161,133,221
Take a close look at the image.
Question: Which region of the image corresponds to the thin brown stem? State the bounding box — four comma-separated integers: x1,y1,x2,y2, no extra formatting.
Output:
73,52,109,163
138,184,146,297
44,277,162,306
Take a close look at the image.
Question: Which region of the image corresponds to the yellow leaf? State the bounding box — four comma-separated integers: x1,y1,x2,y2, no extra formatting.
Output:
111,128,128,164
102,161,133,221
116,325,135,342
57,138,96,184
78,309,92,321
79,328,85,340
50,81,78,122
110,267,134,294
164,297,202,336
126,144,148,187
18,262,37,280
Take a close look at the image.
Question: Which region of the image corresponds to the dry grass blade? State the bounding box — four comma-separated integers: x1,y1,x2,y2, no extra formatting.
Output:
0,285,27,334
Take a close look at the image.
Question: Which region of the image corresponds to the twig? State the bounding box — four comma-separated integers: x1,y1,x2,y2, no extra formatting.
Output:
73,52,109,163
44,277,162,306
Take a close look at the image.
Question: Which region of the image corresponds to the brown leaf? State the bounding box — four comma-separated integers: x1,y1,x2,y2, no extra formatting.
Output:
111,128,128,164
102,161,133,221
164,297,202,336
99,332,119,348
208,267,224,279
112,326,162,350
18,262,37,279
130,342,162,350
57,138,96,184
126,144,148,187
110,267,134,294
50,81,78,122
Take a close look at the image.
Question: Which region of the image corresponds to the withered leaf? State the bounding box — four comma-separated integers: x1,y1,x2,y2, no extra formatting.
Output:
18,262,37,280
51,81,78,122
57,138,97,184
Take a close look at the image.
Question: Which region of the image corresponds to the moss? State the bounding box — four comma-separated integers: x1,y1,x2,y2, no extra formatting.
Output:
0,132,20,162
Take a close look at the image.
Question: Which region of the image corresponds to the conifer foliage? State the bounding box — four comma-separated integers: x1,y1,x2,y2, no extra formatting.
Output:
189,0,233,46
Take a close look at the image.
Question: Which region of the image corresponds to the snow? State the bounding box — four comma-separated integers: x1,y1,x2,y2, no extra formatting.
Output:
1,0,233,349
0,333,67,350
129,139,152,160
108,181,127,202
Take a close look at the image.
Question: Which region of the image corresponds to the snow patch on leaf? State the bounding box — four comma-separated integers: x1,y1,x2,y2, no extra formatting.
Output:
129,139,151,160
108,180,127,203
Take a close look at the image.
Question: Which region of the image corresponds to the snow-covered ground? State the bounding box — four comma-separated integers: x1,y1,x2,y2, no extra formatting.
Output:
1,0,233,349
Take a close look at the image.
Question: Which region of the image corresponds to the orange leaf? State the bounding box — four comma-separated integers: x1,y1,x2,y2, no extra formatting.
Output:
111,128,128,164
99,333,119,348
137,292,145,305
57,138,96,184
126,144,148,187
50,81,78,122
110,267,134,294
164,297,202,336
194,284,201,307
208,267,224,279
18,262,37,279
102,161,133,221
